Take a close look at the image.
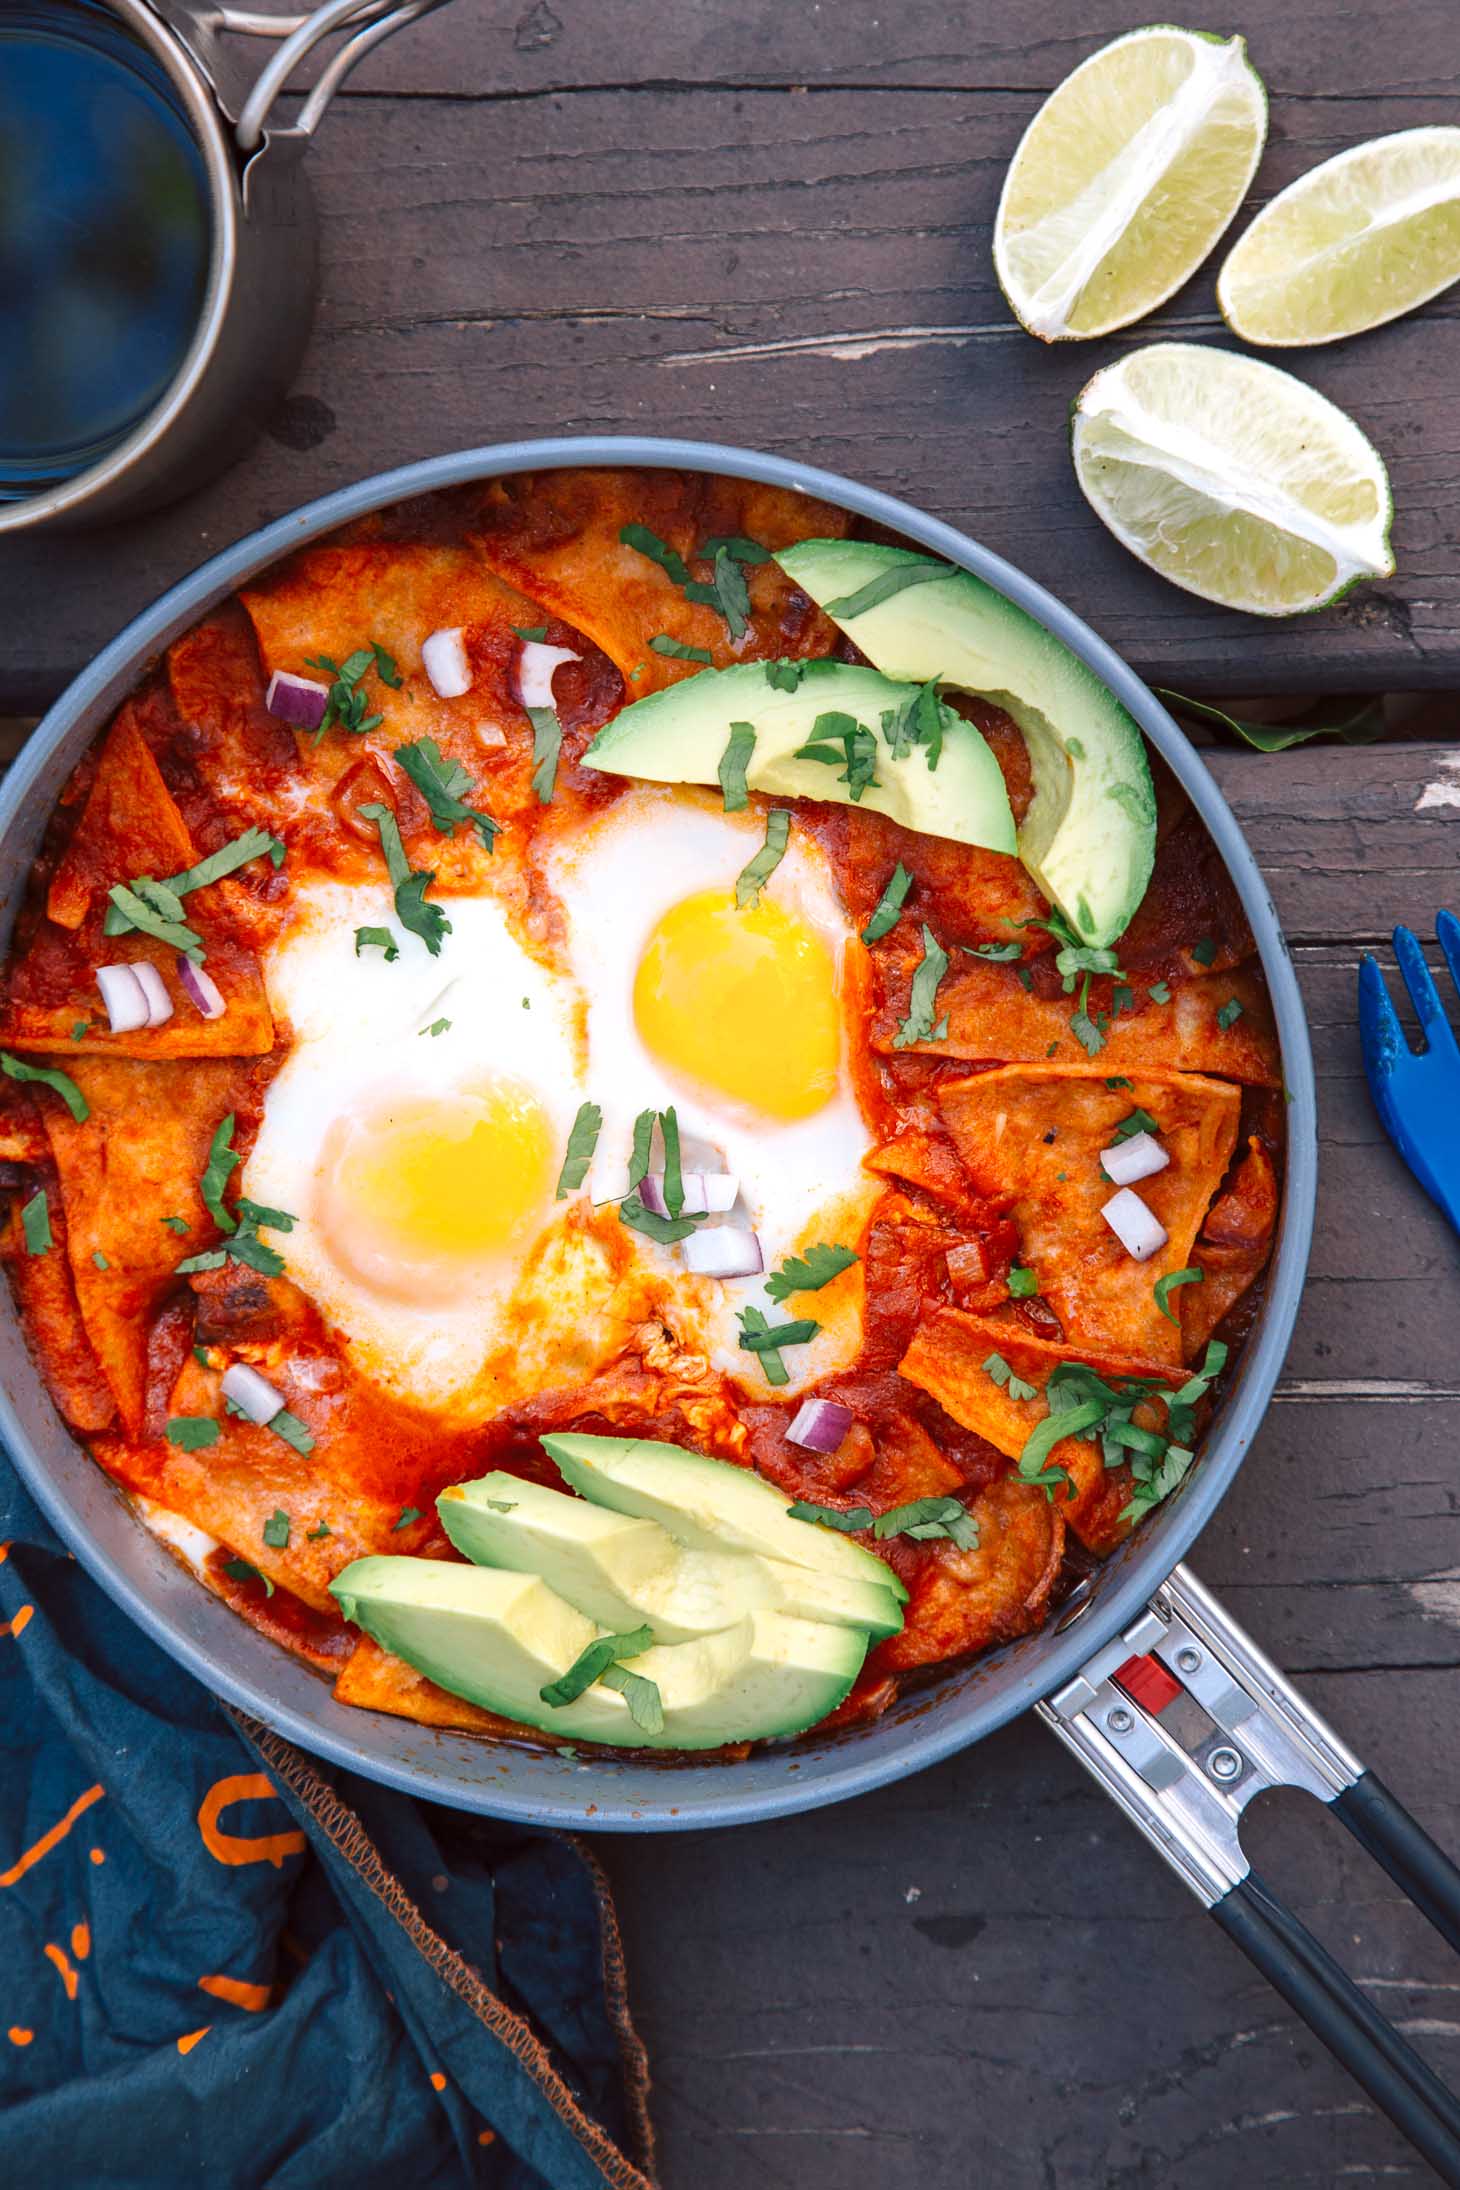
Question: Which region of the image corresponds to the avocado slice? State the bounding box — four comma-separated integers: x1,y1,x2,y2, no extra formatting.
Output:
439,1472,904,1643
775,539,1156,947
542,1432,909,1604
329,1556,868,1748
582,657,1016,854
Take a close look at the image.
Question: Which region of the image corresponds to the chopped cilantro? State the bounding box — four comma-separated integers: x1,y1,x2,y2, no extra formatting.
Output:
160,1216,190,1236
1112,1108,1160,1144
788,1500,873,1533
92,1250,110,1272
1154,1267,1203,1324
358,802,450,956
221,1556,273,1597
983,1351,1037,1404
511,624,548,642
765,1242,859,1301
735,1305,791,1385
627,1108,656,1191
1148,981,1172,1005
392,1506,422,1532
878,678,949,769
765,660,805,693
1192,936,1217,967
873,1495,979,1550
71,1021,89,1042
618,523,690,586
660,1106,685,1219
163,828,287,900
419,1018,450,1038
650,635,713,664
861,862,913,945
167,1415,219,1451
301,642,398,738
1,1053,89,1123
893,925,950,1049
598,1663,664,1734
235,1198,294,1233
557,1101,603,1200
355,927,399,962
967,941,1023,963
103,883,203,959
269,1411,315,1456
697,533,769,566
394,737,500,850
685,547,750,638
20,1189,50,1256
794,711,879,802
738,1312,819,1352
262,1508,291,1549
526,706,563,804
735,808,790,909
306,1519,332,1540
619,1194,701,1246
1007,1264,1038,1299
718,722,756,812
540,1623,654,1708
1217,997,1244,1030
200,1114,240,1235
1105,1076,1133,1089
823,557,951,618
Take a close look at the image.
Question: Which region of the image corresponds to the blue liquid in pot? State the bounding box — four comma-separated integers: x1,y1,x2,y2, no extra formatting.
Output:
0,3,211,496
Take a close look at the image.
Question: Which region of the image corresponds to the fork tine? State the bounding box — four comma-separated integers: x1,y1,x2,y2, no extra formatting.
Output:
1436,909,1460,1000
1358,952,1409,1086
1393,924,1459,1056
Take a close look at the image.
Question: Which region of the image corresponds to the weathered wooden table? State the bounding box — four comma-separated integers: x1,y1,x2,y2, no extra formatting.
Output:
6,4,1460,2181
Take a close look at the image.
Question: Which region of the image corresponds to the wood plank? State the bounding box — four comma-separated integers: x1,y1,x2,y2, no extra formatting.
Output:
3,72,1458,705
602,1669,1460,2190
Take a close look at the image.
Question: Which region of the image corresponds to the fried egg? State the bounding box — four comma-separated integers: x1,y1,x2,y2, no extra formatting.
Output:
547,788,879,1393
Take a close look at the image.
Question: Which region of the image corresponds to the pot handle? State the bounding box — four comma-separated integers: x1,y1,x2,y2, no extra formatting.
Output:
158,0,457,150
1040,1564,1460,2182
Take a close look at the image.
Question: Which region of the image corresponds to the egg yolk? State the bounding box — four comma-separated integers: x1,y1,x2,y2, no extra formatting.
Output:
318,1081,555,1299
633,888,842,1122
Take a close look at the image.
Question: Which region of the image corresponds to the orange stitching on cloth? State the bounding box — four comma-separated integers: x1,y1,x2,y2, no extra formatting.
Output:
70,1922,89,1960
88,1848,104,1866
232,1712,659,2190
429,2071,447,2092
7,2028,33,2046
196,1775,307,1869
1,1784,104,1888
1,1605,33,1638
44,1944,78,2000
177,2028,210,2055
567,1833,657,2179
198,1974,270,2012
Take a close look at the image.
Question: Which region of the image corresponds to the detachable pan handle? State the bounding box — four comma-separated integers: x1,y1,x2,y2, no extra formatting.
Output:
1040,1564,1460,2184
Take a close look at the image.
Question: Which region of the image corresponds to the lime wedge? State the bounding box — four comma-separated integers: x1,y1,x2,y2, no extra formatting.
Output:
1070,343,1394,616
1218,125,1460,346
993,26,1267,342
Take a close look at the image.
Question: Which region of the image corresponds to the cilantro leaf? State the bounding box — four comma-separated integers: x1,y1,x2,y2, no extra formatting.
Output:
893,925,950,1048
788,1499,873,1533
221,1556,273,1597
1192,936,1217,967
878,678,949,770
874,1495,979,1550
650,635,713,664
358,803,450,956
598,1663,664,1734
160,827,286,901
302,642,396,737
1148,981,1172,1005
736,1305,789,1385
793,711,879,802
967,941,1023,963
269,1411,315,1456
419,1018,450,1038
1112,1108,1161,1143
718,722,755,812
167,1415,219,1451
306,1519,332,1540
511,624,548,643
1,1053,88,1123
200,1114,240,1235
92,1250,110,1272
618,524,690,586
392,1506,421,1532
1007,1265,1038,1299
823,558,952,618
619,1193,702,1245
660,1105,684,1219
765,1242,858,1302
861,862,913,945
394,737,500,850
540,1623,654,1708
1154,1266,1202,1324
160,1215,189,1236
20,1189,50,1256
735,808,790,909
738,1312,819,1361
355,927,399,961
1217,997,1244,1030
982,1351,1037,1404
686,546,750,639
526,706,563,804
262,1508,291,1549
627,1108,656,1192
103,884,203,959
696,534,769,566
1017,1397,1101,1501
557,1101,603,1200
764,660,804,693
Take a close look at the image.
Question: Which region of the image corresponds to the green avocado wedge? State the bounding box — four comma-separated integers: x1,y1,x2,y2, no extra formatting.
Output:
439,1471,905,1644
329,1557,869,1748
582,657,1017,854
775,539,1156,947
542,1432,909,1604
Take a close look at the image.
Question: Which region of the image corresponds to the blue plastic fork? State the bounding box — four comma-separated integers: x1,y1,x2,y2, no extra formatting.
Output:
1358,912,1460,1235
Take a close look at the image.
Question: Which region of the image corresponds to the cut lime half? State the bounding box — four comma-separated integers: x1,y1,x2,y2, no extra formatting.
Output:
993,25,1268,342
1218,125,1460,346
1071,343,1394,616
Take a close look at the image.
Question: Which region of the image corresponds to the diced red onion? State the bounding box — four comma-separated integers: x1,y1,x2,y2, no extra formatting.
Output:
421,626,472,699
1100,1130,1168,1187
265,669,329,731
787,1397,856,1453
1101,1187,1168,1262
131,962,173,1028
177,954,227,1020
221,1362,285,1425
95,964,150,1034
514,639,580,710
699,1173,740,1213
681,1226,764,1279
638,1171,738,1219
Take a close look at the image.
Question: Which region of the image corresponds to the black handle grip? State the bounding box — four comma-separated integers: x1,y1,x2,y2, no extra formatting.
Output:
1336,1771,1460,1959
1213,1871,1460,2186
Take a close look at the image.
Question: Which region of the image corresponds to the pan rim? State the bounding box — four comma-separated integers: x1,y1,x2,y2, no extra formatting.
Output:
0,434,1317,1830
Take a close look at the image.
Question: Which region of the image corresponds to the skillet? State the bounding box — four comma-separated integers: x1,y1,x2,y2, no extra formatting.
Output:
5,437,1459,2171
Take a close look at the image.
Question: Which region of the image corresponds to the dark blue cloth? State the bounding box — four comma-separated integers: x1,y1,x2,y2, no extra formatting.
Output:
0,1461,654,2190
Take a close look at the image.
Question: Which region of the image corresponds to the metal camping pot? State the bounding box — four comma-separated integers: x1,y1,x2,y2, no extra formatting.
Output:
0,0,453,535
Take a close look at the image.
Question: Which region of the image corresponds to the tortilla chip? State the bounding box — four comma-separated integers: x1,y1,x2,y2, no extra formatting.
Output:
0,707,274,1060
38,1056,270,1434
937,1064,1241,1367
164,603,302,831
876,954,1280,1086
874,1470,1064,1671
1183,1136,1279,1352
1,1197,116,1431
897,1307,1168,1554
841,802,1045,947
334,1632,527,1738
467,467,851,694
